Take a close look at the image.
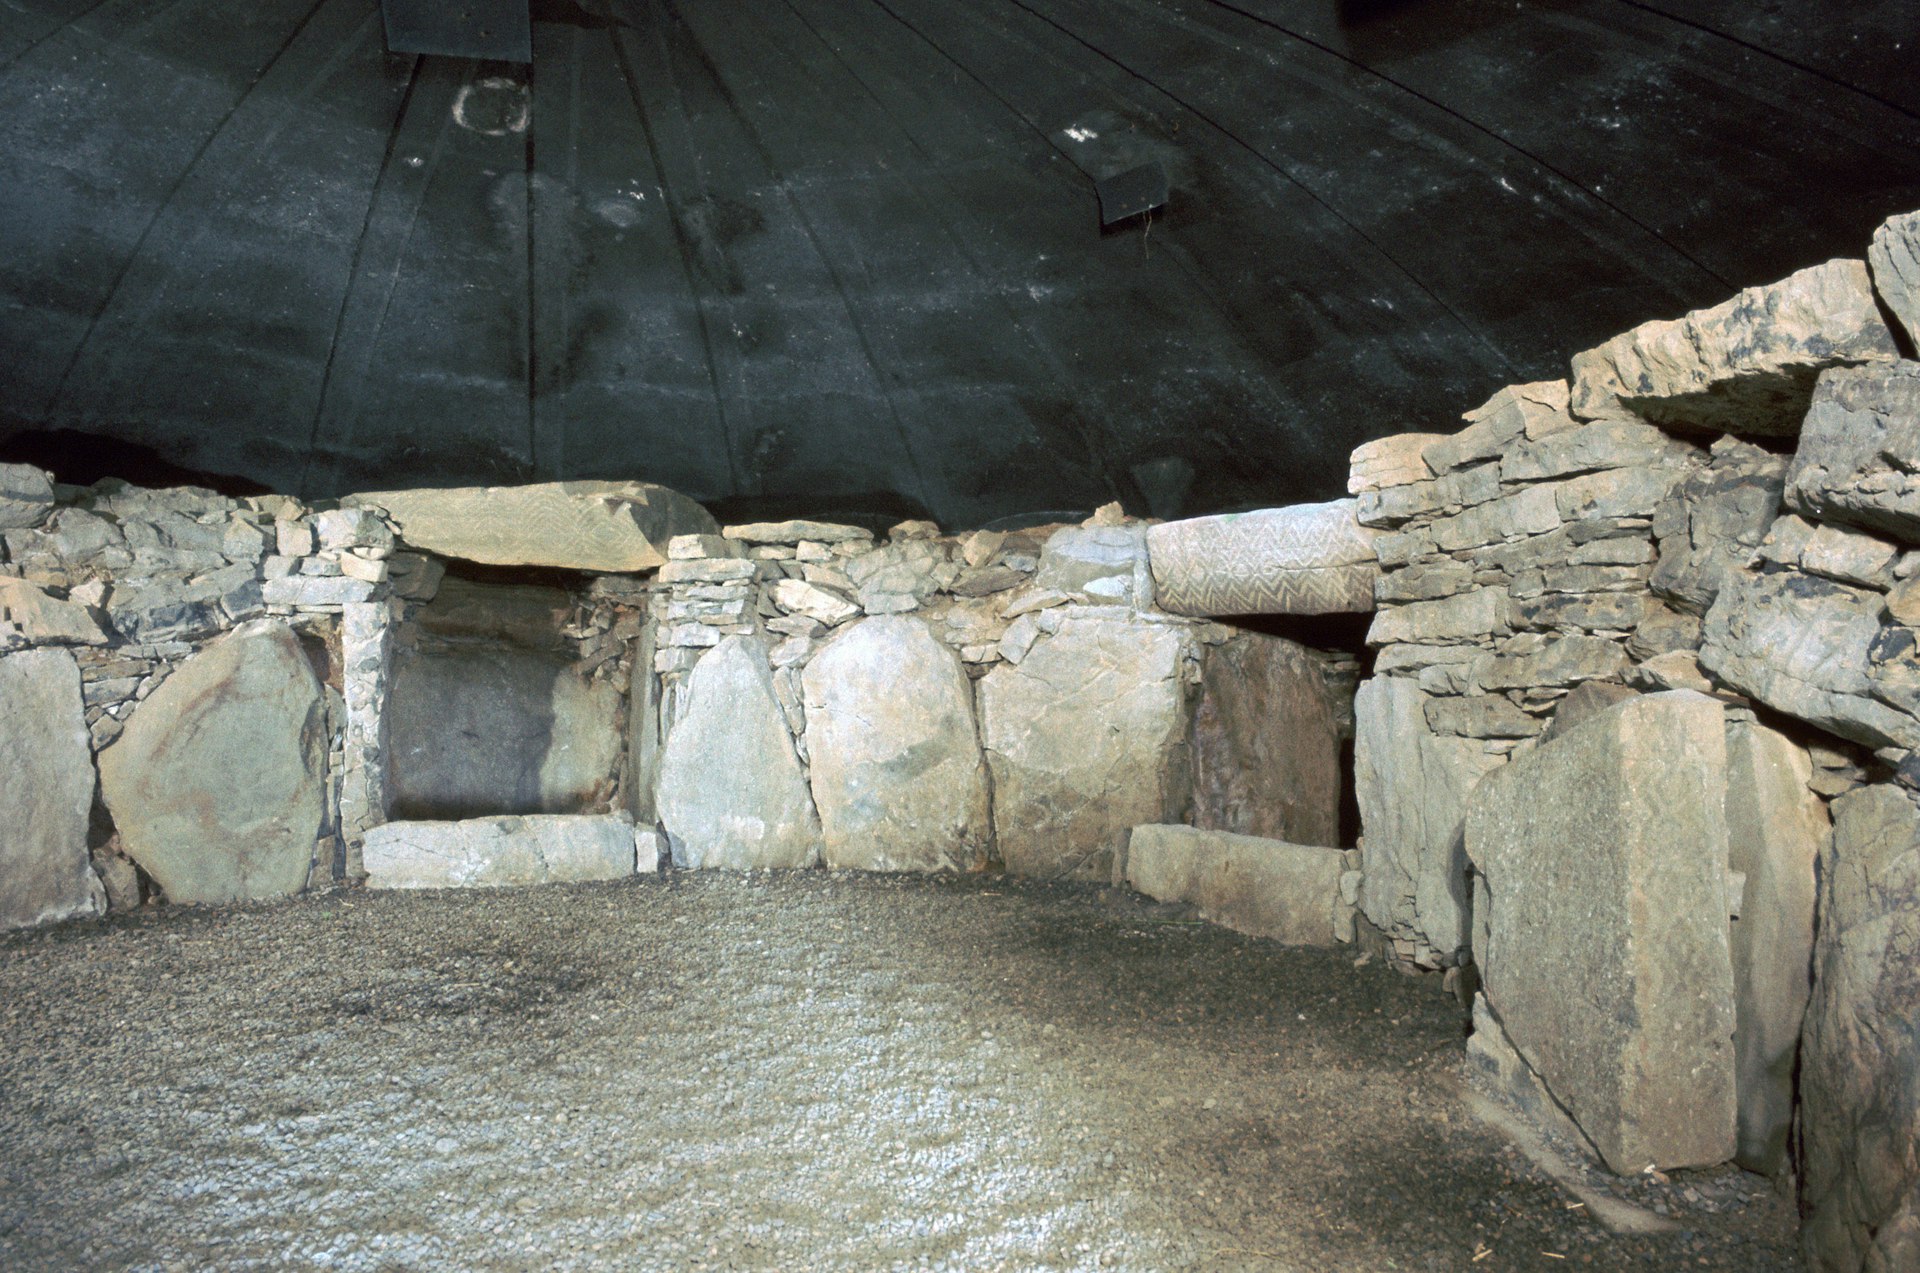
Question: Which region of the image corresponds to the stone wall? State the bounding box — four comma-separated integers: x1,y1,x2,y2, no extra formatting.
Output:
1341,209,1920,1268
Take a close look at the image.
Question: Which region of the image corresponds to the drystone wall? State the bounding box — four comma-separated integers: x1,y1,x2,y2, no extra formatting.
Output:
0,478,1356,915
1342,209,1920,1271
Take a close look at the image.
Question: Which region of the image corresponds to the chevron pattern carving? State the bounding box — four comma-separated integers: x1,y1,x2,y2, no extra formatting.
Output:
1147,500,1380,617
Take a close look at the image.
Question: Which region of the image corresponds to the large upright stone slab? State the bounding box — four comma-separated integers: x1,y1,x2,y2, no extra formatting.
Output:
1466,691,1737,1174
362,815,639,889
1724,720,1825,1176
348,480,716,572
1353,675,1503,959
801,617,990,872
1148,501,1378,617
99,621,326,904
0,650,100,928
979,615,1188,880
1122,825,1349,946
657,636,820,869
1190,633,1343,847
1785,361,1920,544
1569,258,1899,435
388,644,623,820
1800,785,1920,1273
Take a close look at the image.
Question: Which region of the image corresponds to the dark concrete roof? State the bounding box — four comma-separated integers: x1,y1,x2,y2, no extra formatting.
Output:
3,0,1918,528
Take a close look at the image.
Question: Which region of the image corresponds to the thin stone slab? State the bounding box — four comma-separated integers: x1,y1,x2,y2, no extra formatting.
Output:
1724,720,1825,1176
656,636,820,869
801,616,991,872
723,519,872,545
1354,675,1503,959
1122,825,1349,946
979,614,1188,880
362,815,638,889
1149,501,1379,617
387,644,623,821
1799,785,1920,1273
1347,433,1443,493
1570,258,1899,435
1189,633,1344,848
0,649,101,928
1784,361,1920,545
349,480,716,572
1466,691,1737,1174
98,621,326,904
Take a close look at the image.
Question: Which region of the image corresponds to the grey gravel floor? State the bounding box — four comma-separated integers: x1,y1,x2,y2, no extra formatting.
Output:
0,871,1801,1271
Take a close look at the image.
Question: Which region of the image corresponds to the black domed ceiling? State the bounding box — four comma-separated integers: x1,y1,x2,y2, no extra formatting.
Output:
2,0,1917,528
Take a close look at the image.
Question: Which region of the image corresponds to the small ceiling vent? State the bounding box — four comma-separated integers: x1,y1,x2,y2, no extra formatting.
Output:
382,0,533,62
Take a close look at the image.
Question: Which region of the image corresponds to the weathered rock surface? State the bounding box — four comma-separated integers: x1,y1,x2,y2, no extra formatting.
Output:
980,615,1188,880
1149,501,1379,617
1189,634,1343,847
388,645,623,820
0,650,100,928
0,577,110,645
1649,437,1788,615
1036,525,1145,603
1427,380,1578,475
99,621,325,904
1569,258,1899,435
1799,785,1920,1273
1347,433,1443,493
0,462,55,530
1122,825,1349,946
1353,676,1503,958
1724,720,1825,1175
349,480,716,572
362,815,638,889
801,617,991,872
1869,209,1920,350
1785,361,1920,544
657,636,820,869
1466,691,1737,1174
1701,568,1920,753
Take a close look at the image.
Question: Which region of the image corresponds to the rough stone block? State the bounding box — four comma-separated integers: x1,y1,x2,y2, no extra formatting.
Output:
1570,258,1899,435
1348,433,1443,493
1190,633,1344,847
1649,438,1788,616
98,621,326,905
0,463,56,531
1122,825,1349,945
0,650,101,928
1869,209,1920,350
1355,463,1502,527
657,636,820,869
801,617,991,872
1426,380,1575,475
1785,361,1920,544
1354,675,1504,957
1036,524,1144,602
350,480,715,572
1700,568,1920,753
1799,785,1920,1273
0,577,110,645
1428,485,1562,553
1466,691,1737,1173
387,644,623,820
1366,587,1510,646
362,815,638,889
980,615,1188,880
1148,501,1378,617
1500,418,1700,484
